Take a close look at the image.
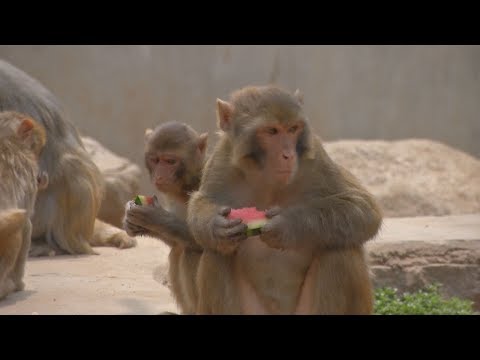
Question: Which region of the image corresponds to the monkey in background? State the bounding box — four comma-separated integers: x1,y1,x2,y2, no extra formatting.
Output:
0,111,47,299
0,59,136,257
187,85,383,314
123,122,208,314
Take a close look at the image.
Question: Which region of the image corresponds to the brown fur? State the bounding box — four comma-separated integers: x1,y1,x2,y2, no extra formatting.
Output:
0,59,136,257
187,85,382,314
0,111,46,300
123,122,207,314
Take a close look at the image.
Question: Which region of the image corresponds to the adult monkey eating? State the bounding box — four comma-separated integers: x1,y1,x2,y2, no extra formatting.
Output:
187,85,383,314
0,59,136,256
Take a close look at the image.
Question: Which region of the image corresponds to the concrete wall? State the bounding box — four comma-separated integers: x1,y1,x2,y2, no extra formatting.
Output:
1,45,479,193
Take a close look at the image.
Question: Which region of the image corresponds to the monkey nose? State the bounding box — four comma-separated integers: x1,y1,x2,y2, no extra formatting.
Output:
282,151,294,160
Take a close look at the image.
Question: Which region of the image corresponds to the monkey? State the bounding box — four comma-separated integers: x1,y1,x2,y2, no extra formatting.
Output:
186,85,383,315
123,122,208,314
0,111,47,299
0,59,136,257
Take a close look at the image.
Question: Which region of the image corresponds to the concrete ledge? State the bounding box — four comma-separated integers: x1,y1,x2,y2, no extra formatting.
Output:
367,214,480,311
0,214,478,315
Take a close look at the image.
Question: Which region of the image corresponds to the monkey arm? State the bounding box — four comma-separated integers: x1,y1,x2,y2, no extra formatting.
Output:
262,190,382,251
148,210,201,250
187,191,217,249
187,191,247,254
125,203,201,250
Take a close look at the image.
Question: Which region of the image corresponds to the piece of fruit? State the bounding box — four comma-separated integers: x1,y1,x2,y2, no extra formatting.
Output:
227,207,267,237
134,195,154,206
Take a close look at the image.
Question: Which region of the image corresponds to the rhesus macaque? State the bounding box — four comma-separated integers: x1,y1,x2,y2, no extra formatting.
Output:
123,122,208,314
0,59,136,257
0,111,47,299
187,85,383,315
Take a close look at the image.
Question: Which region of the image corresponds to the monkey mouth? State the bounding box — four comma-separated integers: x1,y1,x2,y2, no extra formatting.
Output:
276,170,293,176
155,181,171,189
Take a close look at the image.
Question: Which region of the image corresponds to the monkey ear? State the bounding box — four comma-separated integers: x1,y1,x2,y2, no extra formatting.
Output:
294,89,304,104
144,128,153,141
216,99,233,132
17,118,34,140
197,132,209,154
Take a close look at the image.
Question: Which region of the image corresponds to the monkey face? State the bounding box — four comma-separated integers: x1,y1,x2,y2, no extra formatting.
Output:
146,152,185,193
253,121,304,186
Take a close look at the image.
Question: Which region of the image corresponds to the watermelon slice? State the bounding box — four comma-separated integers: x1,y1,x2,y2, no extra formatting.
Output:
134,195,154,206
227,207,267,237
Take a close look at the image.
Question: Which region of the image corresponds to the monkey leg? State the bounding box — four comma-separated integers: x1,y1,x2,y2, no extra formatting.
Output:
196,251,242,315
10,220,32,291
89,219,137,249
295,246,374,315
0,278,16,300
178,249,202,314
29,240,60,257
168,247,189,314
37,154,103,255
0,245,19,298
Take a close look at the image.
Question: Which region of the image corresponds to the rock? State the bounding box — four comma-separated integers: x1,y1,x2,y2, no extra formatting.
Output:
324,139,480,217
82,137,142,228
367,214,480,310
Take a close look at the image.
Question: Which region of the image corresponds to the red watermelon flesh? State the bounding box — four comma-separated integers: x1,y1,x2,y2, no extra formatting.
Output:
134,195,154,206
227,207,267,236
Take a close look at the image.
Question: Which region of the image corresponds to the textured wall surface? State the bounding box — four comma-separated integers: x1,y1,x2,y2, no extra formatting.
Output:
1,45,479,193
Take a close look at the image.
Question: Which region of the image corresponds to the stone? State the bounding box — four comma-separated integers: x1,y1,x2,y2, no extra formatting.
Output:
325,139,480,217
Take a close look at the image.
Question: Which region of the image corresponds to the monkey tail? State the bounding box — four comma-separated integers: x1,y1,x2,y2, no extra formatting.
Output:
0,209,27,237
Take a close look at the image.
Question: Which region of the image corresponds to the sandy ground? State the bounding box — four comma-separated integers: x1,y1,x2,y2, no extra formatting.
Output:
1,214,479,315
0,236,177,315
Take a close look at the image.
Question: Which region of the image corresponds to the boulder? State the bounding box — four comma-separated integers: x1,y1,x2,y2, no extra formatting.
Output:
325,139,480,217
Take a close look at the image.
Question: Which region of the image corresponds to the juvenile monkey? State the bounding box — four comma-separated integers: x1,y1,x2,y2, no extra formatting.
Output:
0,59,136,257
123,122,208,314
187,85,383,315
0,111,47,299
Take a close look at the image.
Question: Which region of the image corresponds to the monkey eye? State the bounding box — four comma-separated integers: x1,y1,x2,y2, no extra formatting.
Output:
288,125,299,133
165,158,177,165
266,127,278,135
149,156,159,164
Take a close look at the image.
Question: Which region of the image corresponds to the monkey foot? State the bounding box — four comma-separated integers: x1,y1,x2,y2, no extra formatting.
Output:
29,243,58,257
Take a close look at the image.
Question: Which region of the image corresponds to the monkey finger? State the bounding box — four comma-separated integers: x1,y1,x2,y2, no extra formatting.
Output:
225,223,248,238
214,215,242,229
218,207,231,216
152,195,161,207
125,222,148,236
215,223,247,239
124,218,144,231
125,200,136,211
265,206,282,218
127,206,151,220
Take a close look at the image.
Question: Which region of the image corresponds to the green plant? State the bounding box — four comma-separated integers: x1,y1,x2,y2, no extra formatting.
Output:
374,283,476,315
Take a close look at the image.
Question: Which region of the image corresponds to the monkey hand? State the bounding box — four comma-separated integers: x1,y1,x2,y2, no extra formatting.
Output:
260,206,290,250
211,207,248,255
123,200,164,237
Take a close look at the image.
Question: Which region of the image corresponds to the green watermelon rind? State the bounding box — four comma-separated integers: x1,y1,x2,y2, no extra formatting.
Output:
134,195,153,206
245,219,268,237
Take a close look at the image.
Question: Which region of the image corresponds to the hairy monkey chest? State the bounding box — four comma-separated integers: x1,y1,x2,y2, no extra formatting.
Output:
233,236,313,314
